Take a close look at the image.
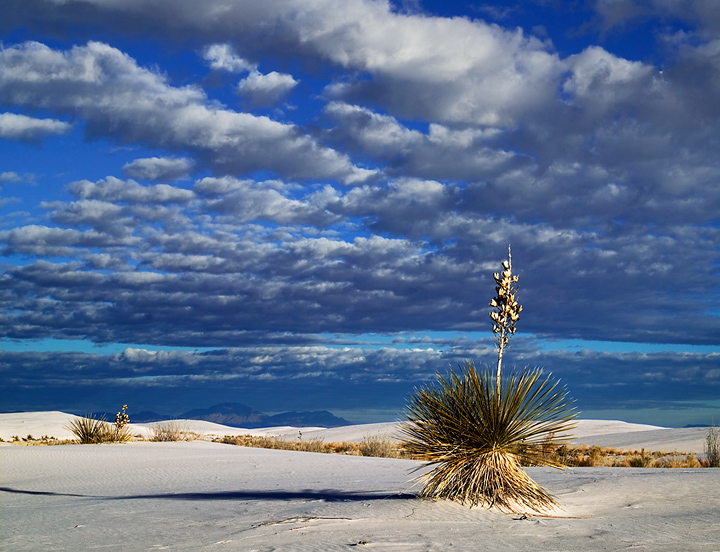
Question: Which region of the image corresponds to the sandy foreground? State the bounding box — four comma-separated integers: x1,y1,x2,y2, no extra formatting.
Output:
2,413,719,551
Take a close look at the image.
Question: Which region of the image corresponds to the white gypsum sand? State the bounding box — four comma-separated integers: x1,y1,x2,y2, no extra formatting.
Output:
2,412,719,551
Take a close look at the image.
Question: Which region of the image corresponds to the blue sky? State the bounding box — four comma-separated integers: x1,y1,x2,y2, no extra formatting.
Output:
1,0,719,425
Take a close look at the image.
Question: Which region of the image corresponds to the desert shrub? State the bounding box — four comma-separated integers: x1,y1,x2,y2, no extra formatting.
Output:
216,434,406,458
628,449,652,467
326,441,359,454
705,425,720,467
295,436,326,453
359,435,401,458
150,421,189,441
685,454,700,468
218,434,324,452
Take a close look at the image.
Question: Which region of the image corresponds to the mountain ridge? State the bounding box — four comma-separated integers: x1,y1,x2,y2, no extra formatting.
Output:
82,402,353,428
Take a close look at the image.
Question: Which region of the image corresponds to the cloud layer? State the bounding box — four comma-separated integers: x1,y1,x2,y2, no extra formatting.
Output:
0,0,718,421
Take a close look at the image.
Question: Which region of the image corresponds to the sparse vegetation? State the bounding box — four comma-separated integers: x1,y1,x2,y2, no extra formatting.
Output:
359,434,401,458
401,247,577,513
66,415,113,444
149,421,203,442
65,405,134,444
540,444,706,468
705,425,720,467
215,433,408,458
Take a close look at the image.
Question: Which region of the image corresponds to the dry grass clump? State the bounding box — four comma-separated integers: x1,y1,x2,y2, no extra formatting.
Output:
705,425,720,467
149,421,203,442
216,433,407,458
543,444,705,468
2,434,74,446
359,435,402,458
217,434,330,453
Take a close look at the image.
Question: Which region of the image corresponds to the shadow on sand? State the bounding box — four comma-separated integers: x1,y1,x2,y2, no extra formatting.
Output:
0,486,416,502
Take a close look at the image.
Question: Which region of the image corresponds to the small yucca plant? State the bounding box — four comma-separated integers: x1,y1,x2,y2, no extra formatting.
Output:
66,415,112,444
402,247,576,512
66,405,134,444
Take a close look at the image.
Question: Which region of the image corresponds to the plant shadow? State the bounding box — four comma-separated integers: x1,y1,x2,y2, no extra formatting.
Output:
0,486,416,502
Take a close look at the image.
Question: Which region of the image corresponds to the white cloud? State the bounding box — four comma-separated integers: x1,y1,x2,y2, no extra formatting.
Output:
195,176,340,225
0,171,22,183
1,1,563,126
202,43,254,72
123,157,194,181
563,46,656,113
0,112,71,141
0,41,372,184
237,70,298,107
67,177,195,204
324,102,518,180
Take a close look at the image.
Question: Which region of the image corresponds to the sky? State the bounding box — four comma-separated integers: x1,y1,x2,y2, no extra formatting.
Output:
1,0,719,426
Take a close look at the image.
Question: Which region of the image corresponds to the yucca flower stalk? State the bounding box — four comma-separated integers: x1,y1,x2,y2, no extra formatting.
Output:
490,245,522,397
402,247,576,512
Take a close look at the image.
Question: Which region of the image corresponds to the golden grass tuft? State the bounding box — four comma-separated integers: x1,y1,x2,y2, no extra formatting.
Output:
149,421,203,442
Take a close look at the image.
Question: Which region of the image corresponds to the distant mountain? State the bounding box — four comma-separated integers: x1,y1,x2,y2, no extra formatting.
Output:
66,403,353,428
267,410,350,428
178,402,352,428
72,410,169,423
179,402,268,427
130,411,168,423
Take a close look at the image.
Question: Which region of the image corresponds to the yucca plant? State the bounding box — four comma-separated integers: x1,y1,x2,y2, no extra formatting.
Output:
401,247,576,512
66,415,112,444
66,405,134,444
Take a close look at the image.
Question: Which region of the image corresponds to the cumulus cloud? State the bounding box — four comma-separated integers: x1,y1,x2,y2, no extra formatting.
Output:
0,41,371,184
195,176,340,225
0,0,562,125
0,112,71,141
123,157,194,181
323,102,520,180
0,171,22,183
202,43,254,72
67,177,193,203
237,70,298,107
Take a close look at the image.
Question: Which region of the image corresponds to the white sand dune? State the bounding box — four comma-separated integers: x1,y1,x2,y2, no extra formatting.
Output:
2,412,720,550
3,436,720,550
0,411,711,455
0,411,679,447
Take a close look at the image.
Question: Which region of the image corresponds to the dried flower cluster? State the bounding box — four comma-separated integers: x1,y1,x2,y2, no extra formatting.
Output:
489,246,522,390
115,404,129,432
